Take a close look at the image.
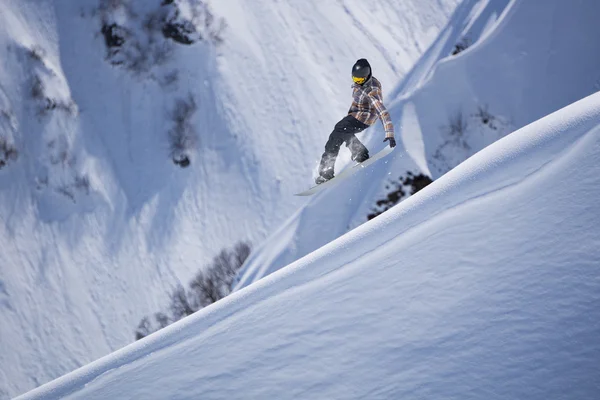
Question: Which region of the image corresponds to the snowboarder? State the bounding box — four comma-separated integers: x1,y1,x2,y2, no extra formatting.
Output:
315,58,396,184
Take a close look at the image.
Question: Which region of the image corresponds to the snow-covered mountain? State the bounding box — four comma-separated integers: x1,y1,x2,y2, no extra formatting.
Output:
0,0,459,397
236,0,600,290
19,89,600,400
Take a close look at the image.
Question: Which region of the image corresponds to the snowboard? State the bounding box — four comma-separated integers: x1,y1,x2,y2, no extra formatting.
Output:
295,146,395,196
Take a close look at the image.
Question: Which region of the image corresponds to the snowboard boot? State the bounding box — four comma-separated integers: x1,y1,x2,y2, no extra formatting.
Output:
352,151,370,163
315,168,334,185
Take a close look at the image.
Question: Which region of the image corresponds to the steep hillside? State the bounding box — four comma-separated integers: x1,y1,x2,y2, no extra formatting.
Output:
236,0,600,290
0,0,458,397
20,91,600,400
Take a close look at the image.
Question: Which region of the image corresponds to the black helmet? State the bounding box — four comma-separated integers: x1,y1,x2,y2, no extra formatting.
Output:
352,58,371,84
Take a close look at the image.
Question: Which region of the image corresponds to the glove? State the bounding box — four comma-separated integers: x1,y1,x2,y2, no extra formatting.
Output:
383,137,396,148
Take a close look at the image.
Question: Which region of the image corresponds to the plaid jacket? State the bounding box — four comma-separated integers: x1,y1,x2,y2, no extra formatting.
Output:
348,76,394,138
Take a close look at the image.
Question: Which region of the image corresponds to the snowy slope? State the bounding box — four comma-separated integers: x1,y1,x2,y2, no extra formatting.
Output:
0,0,459,397
236,0,600,290
19,91,600,400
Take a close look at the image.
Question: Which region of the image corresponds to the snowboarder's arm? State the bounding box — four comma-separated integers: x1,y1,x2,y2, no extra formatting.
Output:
368,89,394,138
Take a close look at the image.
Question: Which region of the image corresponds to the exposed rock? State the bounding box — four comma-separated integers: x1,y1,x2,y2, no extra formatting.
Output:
161,4,201,45
368,172,433,220
101,23,127,48
162,19,198,45
173,154,191,168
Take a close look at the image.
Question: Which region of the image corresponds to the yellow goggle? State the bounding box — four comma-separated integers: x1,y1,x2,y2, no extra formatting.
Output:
352,76,367,84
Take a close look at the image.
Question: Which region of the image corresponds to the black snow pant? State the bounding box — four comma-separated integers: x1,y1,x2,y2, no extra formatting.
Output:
318,115,370,179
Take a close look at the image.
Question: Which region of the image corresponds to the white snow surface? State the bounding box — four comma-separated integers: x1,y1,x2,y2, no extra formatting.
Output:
235,0,600,290
0,0,459,397
19,89,600,400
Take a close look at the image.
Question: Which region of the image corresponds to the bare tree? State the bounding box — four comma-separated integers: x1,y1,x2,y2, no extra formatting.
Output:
189,268,227,308
233,242,252,270
188,241,252,308
169,94,197,167
0,137,18,169
448,110,468,137
169,284,195,320
135,241,252,340
135,316,153,340
474,104,498,130
155,312,170,329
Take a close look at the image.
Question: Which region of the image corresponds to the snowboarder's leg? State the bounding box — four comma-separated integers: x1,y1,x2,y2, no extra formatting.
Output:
339,116,369,162
317,116,370,182
347,135,369,162
318,134,345,180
